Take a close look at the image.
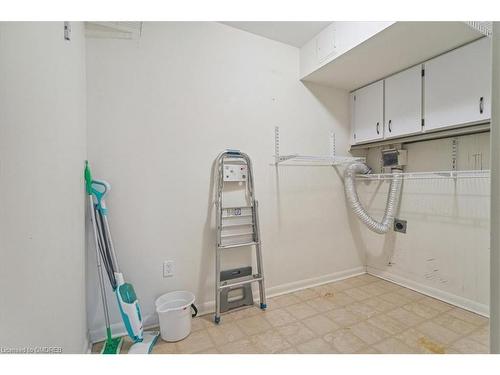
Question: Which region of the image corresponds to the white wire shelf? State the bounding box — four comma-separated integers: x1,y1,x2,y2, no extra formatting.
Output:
273,126,365,166
275,154,365,166
355,169,491,181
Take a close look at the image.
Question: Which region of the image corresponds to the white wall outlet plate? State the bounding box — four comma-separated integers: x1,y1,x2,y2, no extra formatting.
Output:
163,260,174,277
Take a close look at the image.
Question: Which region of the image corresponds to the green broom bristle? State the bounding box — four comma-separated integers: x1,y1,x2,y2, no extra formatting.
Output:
101,333,123,354
100,327,123,354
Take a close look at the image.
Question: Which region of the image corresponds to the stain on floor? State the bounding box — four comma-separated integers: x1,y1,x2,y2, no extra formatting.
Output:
417,337,446,354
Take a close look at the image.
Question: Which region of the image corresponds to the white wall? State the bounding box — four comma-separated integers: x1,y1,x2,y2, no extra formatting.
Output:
490,21,500,352
85,22,363,341
353,134,490,315
0,22,88,353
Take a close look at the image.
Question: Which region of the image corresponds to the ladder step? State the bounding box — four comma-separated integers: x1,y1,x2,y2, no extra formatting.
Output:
219,274,263,289
221,222,253,228
218,241,258,249
222,213,253,218
222,207,254,219
221,231,254,238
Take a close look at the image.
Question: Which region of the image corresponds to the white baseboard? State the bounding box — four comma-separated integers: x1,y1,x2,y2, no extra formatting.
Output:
194,266,366,317
367,266,489,317
83,332,91,354
88,266,366,344
264,266,367,299
89,313,159,344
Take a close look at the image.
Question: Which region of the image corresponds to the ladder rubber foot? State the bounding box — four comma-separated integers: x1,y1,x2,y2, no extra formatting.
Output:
260,303,267,310
214,316,221,324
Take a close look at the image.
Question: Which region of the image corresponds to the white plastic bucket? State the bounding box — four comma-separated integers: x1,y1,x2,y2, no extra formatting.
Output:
155,291,198,342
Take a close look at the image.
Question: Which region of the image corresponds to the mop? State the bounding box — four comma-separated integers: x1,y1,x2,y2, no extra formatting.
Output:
85,161,159,354
86,162,123,354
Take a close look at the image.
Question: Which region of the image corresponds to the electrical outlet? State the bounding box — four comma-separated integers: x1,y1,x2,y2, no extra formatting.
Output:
163,261,174,278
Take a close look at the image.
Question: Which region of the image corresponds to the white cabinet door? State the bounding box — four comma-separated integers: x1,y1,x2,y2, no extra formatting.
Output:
384,65,423,139
352,80,384,144
424,37,491,132
317,25,336,62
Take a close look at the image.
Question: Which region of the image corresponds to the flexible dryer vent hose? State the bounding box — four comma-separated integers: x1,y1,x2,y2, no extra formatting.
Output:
344,162,403,234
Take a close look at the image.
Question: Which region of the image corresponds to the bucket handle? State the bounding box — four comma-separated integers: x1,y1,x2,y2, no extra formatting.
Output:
191,303,198,318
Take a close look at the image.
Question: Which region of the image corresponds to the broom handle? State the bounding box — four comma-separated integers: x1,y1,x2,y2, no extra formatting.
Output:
102,214,120,274
89,195,112,340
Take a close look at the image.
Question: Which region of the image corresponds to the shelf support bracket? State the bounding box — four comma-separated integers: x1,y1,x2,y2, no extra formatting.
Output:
451,137,459,171
274,126,280,165
330,131,336,160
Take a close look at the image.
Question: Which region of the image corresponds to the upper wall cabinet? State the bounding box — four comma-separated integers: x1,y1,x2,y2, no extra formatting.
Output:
424,37,492,132
384,65,423,139
350,37,492,146
300,22,486,90
352,80,384,144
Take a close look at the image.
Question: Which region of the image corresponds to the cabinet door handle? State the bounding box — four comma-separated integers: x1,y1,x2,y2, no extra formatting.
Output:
376,122,380,134
480,97,484,114
388,120,392,133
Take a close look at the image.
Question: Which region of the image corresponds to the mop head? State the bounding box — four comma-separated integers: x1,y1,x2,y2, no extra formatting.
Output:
100,336,124,354
128,331,159,354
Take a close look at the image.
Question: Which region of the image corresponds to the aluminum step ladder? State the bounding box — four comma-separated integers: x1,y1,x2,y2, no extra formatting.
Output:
214,150,267,324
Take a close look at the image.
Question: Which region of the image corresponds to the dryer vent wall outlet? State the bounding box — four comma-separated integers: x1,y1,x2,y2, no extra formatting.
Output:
394,219,407,233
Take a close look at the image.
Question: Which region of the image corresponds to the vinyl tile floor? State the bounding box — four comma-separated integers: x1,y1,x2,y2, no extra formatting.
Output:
92,274,489,354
